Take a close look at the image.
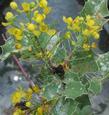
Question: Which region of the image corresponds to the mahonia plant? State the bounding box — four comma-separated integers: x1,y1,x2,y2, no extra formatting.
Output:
0,0,109,115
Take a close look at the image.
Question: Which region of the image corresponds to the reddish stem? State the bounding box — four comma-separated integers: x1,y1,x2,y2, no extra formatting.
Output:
13,55,35,88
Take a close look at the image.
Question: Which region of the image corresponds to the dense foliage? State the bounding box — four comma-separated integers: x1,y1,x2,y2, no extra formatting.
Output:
0,0,109,115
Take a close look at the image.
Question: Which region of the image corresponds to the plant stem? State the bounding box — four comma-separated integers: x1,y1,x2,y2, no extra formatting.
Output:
13,55,35,88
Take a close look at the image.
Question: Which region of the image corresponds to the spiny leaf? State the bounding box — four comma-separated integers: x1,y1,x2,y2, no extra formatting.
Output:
81,0,109,25
63,80,86,99
81,0,109,17
97,52,109,75
64,71,80,82
88,78,102,94
52,98,78,115
71,50,98,74
42,81,61,101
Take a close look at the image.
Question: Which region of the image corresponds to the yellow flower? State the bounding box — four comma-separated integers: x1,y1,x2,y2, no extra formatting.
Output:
37,106,43,115
47,29,56,36
5,12,14,21
34,14,45,23
32,85,40,93
82,29,90,37
25,88,33,100
13,28,23,40
92,32,100,39
11,90,25,104
26,102,32,107
72,23,80,32
91,42,97,48
13,109,25,115
63,16,73,25
64,31,71,39
86,19,95,27
83,43,90,51
22,2,30,12
10,2,18,9
27,23,36,31
39,23,48,32
43,7,52,15
33,10,39,17
15,43,22,49
39,0,48,8
15,36,23,41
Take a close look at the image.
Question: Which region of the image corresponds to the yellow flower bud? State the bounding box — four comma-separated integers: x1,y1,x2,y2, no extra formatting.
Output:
22,2,30,12
39,23,48,32
27,23,36,31
64,31,71,39
37,106,43,115
39,0,48,8
83,43,90,51
91,42,97,48
15,36,23,41
82,29,90,37
15,43,22,49
92,32,100,39
26,102,32,107
34,10,39,17
5,12,14,21
34,14,45,23
86,19,95,27
32,85,40,93
63,16,73,25
10,2,18,9
47,29,56,36
43,7,52,15
13,109,24,115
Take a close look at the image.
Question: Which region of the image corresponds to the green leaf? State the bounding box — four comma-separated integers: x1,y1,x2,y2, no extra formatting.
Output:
97,52,109,75
81,0,109,17
0,38,15,61
80,105,92,115
88,78,102,94
46,33,61,56
52,98,78,115
64,71,80,83
63,80,86,99
42,81,61,101
74,105,93,115
71,50,98,74
38,33,51,49
52,46,67,63
81,0,109,25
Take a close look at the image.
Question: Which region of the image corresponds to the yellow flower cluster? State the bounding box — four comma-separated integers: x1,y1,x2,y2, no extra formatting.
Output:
11,86,40,115
63,15,100,38
3,0,56,51
83,42,97,51
63,15,101,51
11,86,40,105
13,109,25,115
